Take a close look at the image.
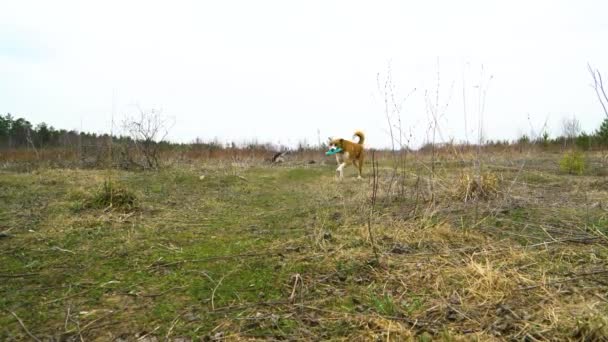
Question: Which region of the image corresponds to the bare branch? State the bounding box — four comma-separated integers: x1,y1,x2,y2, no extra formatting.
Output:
588,63,608,118
598,70,608,113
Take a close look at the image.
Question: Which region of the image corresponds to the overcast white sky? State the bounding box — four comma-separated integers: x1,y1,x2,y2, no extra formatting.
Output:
1,0,607,148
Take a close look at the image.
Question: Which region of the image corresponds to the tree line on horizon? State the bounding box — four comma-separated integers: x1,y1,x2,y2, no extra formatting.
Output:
1,113,608,152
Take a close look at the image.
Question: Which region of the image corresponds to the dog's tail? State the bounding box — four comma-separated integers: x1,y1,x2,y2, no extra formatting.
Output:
353,130,365,145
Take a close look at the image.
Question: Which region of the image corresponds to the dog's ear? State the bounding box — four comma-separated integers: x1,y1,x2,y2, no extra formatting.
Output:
339,138,344,143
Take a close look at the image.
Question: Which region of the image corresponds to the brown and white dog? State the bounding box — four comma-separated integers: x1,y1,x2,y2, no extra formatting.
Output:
328,131,365,179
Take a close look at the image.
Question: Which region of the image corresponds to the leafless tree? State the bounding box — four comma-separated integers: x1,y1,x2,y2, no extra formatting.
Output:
588,63,608,118
123,107,173,169
561,115,581,142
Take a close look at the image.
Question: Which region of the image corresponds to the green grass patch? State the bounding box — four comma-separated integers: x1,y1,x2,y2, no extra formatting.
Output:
2,158,608,340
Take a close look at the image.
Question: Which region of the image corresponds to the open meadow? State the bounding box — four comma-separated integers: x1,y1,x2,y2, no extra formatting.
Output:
3,1,608,340
2,150,608,341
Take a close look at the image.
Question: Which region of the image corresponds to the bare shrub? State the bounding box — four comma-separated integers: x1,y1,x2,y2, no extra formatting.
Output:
123,108,173,169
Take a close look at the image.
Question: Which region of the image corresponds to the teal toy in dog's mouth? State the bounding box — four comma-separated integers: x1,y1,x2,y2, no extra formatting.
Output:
325,147,343,156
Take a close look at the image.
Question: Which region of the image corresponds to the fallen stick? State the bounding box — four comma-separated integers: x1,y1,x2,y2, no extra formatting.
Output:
519,269,608,290
10,311,41,342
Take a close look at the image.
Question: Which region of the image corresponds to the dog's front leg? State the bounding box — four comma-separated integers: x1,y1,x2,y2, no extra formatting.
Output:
335,155,345,180
336,162,346,180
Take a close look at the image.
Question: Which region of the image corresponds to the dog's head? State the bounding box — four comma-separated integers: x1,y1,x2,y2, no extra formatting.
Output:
327,137,344,149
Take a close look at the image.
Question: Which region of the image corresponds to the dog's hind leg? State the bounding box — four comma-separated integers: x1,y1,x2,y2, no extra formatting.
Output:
356,157,364,179
352,160,362,180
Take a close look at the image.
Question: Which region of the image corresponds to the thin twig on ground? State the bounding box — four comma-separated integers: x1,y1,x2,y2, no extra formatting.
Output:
10,311,41,342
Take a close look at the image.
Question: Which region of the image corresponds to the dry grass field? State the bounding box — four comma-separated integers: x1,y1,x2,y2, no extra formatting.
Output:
1,150,608,341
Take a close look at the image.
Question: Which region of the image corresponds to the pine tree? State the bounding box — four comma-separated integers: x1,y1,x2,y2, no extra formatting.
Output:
597,117,608,146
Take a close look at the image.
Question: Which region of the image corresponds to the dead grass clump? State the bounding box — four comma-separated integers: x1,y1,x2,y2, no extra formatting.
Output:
85,180,138,211
454,171,500,202
429,256,519,312
463,258,514,302
572,315,608,341
590,179,608,191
